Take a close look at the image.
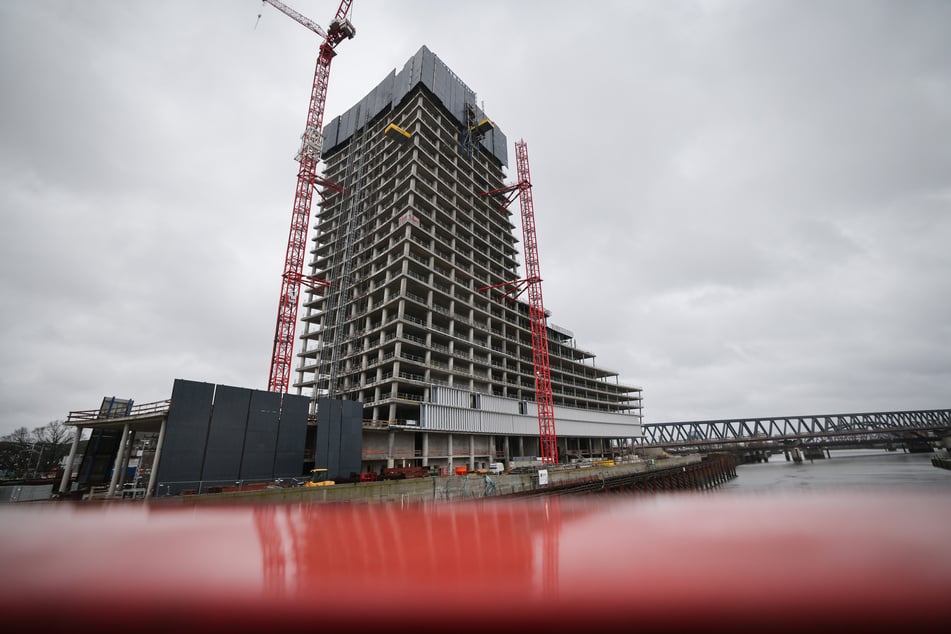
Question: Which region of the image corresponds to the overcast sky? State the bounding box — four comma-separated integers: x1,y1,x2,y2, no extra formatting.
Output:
1,0,948,437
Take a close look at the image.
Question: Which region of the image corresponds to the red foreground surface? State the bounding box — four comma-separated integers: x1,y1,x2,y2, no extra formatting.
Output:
1,490,948,632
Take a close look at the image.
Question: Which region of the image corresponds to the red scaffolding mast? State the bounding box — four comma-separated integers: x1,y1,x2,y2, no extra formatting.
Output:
262,0,355,393
481,140,559,465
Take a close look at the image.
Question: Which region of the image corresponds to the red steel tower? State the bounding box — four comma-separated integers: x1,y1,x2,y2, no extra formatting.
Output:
262,0,355,393
481,140,559,465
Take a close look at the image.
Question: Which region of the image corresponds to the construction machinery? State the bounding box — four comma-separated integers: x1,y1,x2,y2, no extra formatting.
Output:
480,141,559,465
304,468,335,487
261,0,356,394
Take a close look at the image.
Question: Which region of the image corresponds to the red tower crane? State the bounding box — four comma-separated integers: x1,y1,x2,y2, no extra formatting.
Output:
481,140,559,465
261,0,355,393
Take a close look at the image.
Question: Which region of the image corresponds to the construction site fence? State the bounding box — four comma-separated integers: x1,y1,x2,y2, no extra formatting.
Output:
152,478,288,497
360,449,507,460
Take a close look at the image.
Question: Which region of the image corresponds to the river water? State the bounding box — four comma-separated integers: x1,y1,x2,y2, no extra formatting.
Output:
716,448,951,493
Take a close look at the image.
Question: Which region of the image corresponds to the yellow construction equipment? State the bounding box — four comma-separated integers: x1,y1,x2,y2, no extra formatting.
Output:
383,123,411,140
470,118,494,136
305,468,335,487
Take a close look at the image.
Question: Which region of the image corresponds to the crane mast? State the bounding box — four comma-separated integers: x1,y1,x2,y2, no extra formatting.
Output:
263,0,355,394
481,140,559,465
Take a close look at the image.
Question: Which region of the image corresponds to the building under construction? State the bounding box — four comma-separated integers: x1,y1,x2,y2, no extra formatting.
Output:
295,46,643,474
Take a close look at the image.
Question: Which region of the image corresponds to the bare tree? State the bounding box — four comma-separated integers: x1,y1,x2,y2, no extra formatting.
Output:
32,421,72,475
1,422,73,478
34,420,70,446
0,427,35,477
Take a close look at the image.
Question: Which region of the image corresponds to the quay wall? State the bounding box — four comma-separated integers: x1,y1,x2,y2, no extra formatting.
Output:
150,454,737,506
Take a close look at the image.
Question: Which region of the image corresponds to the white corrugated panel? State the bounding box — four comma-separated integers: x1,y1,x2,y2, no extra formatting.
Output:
430,385,470,408
477,394,520,414
420,402,641,438
479,411,527,434
522,402,641,438
421,404,477,432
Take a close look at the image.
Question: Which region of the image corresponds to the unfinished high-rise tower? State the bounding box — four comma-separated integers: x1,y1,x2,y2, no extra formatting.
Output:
296,46,642,474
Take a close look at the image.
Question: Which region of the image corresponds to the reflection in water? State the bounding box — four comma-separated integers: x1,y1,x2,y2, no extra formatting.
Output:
252,499,575,598
242,452,951,608
2,492,951,632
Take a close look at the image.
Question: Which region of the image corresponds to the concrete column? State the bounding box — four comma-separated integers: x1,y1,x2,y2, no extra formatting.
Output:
518,436,525,458
468,434,475,470
117,431,136,490
145,419,168,499
422,432,429,467
447,433,453,469
58,426,83,495
107,424,131,497
387,429,396,468
503,436,510,464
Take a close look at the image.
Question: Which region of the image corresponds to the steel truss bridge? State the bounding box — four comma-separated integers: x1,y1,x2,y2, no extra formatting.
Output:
635,409,951,451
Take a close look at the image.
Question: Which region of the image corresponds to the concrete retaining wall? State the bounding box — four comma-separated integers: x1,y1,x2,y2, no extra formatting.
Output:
154,456,704,506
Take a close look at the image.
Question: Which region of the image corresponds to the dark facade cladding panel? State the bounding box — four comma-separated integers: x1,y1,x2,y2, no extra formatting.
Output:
419,46,445,92
414,46,429,88
323,117,338,152
338,400,363,478
433,57,451,107
449,79,464,125
76,428,123,485
313,398,330,475
313,398,362,480
367,72,395,123
327,398,343,478
200,385,251,483
489,127,508,165
240,390,282,481
313,403,325,470
327,402,342,478
274,393,309,478
315,398,341,479
324,72,393,156
321,45,508,166
392,60,413,106
339,107,354,146
156,379,215,492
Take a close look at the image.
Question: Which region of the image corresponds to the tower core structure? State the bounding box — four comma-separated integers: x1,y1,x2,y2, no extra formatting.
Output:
296,47,642,468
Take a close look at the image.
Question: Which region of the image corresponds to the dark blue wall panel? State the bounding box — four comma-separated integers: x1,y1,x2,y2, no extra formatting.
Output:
275,393,308,478
157,379,215,494
240,390,281,481
201,385,250,483
315,397,340,478
151,380,310,495
77,428,123,485
315,397,362,480
338,399,363,478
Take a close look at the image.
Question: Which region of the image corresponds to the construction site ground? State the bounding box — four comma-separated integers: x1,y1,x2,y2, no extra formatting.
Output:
147,455,700,506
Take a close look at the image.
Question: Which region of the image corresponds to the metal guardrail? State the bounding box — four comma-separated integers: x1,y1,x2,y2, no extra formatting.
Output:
66,399,171,423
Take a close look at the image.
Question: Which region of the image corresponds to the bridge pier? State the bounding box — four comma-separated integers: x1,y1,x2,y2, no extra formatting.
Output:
803,446,826,461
